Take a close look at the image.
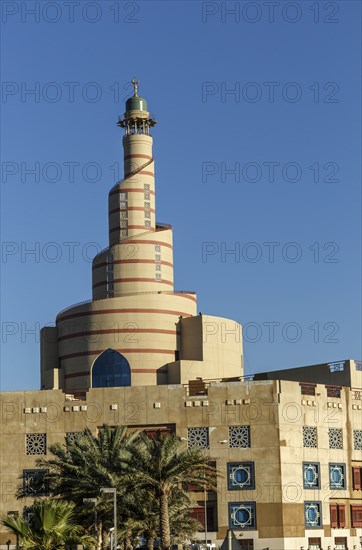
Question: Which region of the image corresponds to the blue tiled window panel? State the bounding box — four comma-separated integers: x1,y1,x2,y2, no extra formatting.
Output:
304,501,322,528
329,463,346,489
229,502,256,530
303,462,320,489
228,462,255,490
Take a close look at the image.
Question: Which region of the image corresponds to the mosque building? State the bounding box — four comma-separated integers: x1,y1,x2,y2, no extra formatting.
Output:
0,81,361,550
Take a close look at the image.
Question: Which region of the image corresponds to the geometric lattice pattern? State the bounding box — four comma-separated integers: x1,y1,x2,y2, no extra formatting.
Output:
304,501,322,528
303,463,320,489
303,426,318,448
26,433,47,455
23,469,49,496
328,428,343,449
65,432,81,445
229,426,251,448
329,463,346,489
354,429,362,450
187,427,209,449
229,502,256,530
228,462,255,490
23,506,34,522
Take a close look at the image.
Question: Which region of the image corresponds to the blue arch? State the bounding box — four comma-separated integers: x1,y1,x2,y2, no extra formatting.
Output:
92,349,131,388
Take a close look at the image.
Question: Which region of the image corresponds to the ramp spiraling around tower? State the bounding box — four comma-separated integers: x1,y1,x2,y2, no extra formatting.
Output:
40,82,243,392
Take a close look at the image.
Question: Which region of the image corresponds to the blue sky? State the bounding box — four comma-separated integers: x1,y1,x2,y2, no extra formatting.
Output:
1,0,361,391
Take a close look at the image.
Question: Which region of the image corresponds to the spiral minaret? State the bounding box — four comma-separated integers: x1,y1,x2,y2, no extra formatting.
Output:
93,83,174,298
40,80,243,393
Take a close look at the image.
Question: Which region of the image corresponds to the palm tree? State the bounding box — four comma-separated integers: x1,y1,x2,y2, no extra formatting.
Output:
1,498,95,549
37,424,140,550
124,433,218,550
168,491,202,546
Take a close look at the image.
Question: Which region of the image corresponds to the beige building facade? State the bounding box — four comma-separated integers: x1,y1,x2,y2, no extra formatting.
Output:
1,360,362,549
1,85,361,549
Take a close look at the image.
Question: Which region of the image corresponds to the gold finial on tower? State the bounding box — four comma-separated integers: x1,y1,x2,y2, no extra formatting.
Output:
131,78,139,97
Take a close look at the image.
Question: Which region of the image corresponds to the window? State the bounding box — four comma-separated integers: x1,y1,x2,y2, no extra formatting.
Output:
106,273,114,282
155,254,161,261
330,504,346,528
354,429,362,450
106,262,114,272
188,380,206,396
239,541,254,550
303,426,317,448
187,427,209,449
329,463,346,489
355,361,362,371
107,254,113,263
352,466,361,490
328,361,345,372
155,265,161,271
26,433,47,455
229,425,251,448
145,211,151,218
300,383,316,396
228,463,255,490
308,538,321,550
155,245,161,252
144,184,150,190
304,501,322,528
155,273,161,280
120,201,127,208
229,502,256,530
23,470,49,496
121,230,128,237
92,349,131,388
144,193,150,200
144,202,150,208
189,501,217,532
329,428,343,449
334,537,347,550
326,385,341,398
303,462,320,489
120,192,127,200
351,505,362,527
120,211,127,218
145,220,151,227
121,221,128,228
144,428,173,440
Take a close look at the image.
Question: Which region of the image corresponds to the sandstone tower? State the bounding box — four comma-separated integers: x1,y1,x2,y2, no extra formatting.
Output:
40,80,243,393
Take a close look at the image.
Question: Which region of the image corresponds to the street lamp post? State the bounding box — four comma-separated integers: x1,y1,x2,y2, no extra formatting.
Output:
101,487,117,550
204,487,208,548
109,527,115,550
